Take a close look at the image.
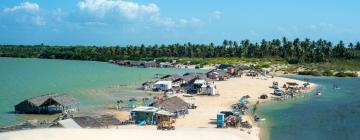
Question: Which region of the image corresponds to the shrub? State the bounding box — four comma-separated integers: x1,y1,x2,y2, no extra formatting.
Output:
335,72,358,77
322,70,334,76
261,64,270,68
298,71,322,76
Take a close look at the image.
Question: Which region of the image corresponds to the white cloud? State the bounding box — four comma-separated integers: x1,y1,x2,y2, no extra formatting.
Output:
4,2,40,12
77,0,203,28
32,16,45,26
78,0,160,20
210,10,222,19
2,2,45,26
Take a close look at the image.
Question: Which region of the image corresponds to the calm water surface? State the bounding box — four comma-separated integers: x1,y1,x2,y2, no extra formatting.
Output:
0,57,203,127
257,76,360,140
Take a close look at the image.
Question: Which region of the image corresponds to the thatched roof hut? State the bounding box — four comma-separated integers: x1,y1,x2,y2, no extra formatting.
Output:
161,74,182,81
153,96,190,116
15,93,79,114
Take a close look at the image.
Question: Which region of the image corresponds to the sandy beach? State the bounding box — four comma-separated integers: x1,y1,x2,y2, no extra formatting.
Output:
175,76,316,139
0,127,256,140
0,76,316,140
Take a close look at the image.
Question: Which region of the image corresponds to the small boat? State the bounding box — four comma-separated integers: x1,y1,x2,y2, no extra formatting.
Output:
315,91,321,96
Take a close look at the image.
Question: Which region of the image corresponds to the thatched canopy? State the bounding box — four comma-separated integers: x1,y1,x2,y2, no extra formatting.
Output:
15,93,78,114
153,96,189,113
23,93,77,107
161,74,182,81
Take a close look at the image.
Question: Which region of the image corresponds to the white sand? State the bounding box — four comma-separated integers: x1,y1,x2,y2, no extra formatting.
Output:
175,76,316,139
0,128,254,140
176,76,315,127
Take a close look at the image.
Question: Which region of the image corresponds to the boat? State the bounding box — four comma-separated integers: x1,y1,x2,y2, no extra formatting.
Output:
315,91,321,96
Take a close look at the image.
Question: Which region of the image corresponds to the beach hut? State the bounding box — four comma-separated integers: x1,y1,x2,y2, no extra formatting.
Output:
143,61,159,68
161,74,183,87
153,81,172,91
227,66,236,74
14,93,79,114
156,110,175,123
152,96,190,117
204,84,216,96
246,71,258,77
159,62,173,68
207,70,228,81
218,64,234,70
131,106,159,125
142,81,154,90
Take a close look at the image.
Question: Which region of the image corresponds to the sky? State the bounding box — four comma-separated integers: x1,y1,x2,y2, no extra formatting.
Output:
0,0,359,46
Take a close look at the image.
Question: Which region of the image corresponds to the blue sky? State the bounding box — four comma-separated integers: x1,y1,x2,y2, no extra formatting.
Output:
0,0,359,45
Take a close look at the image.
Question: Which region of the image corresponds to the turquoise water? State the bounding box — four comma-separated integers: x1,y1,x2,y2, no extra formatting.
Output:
0,57,203,127
257,76,360,140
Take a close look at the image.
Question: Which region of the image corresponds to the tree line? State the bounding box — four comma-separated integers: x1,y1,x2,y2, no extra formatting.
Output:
1,37,360,64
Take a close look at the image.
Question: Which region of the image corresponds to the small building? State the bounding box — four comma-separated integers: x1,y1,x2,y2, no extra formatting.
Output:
159,62,173,68
218,64,234,70
246,71,258,77
227,66,236,74
153,81,172,91
15,93,79,114
234,65,250,71
142,81,154,90
152,96,190,117
155,110,175,124
161,74,182,80
143,61,159,68
207,70,228,80
193,79,216,95
161,74,183,87
131,106,159,125
128,60,144,66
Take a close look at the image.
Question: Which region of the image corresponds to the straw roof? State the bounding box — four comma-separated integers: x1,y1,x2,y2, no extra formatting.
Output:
23,93,78,107
161,74,182,81
153,96,190,113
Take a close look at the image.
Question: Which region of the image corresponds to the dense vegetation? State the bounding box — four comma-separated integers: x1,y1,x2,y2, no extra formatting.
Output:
1,37,360,65
0,38,360,63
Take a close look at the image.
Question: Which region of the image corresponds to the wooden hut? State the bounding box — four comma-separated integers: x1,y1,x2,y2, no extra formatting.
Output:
217,64,234,70
15,93,79,114
152,96,190,117
131,106,159,124
207,70,229,81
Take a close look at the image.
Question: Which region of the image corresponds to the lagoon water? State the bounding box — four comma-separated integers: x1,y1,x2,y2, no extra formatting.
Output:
0,57,203,127
257,76,360,140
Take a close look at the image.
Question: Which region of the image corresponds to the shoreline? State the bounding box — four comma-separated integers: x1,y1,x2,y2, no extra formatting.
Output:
254,79,318,140
0,75,317,140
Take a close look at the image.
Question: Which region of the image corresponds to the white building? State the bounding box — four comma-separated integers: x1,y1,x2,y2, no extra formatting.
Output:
153,81,172,91
193,79,216,96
